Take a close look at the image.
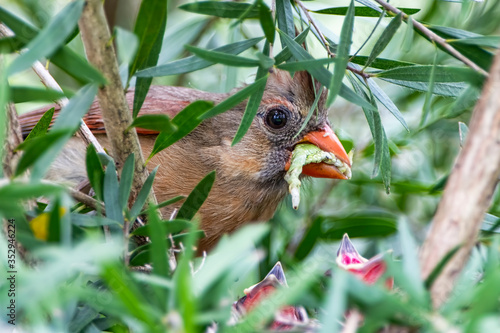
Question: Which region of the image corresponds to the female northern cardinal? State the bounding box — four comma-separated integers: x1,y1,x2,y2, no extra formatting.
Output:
19,69,351,251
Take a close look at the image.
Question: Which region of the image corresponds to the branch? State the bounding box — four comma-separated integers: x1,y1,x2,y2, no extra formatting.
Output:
419,48,500,307
78,0,159,208
372,0,489,77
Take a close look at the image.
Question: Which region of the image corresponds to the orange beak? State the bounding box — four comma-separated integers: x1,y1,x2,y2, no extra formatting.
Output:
286,125,351,179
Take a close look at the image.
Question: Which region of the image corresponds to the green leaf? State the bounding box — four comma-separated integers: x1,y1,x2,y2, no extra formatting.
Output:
448,36,500,48
200,76,268,120
427,25,493,71
185,44,266,67
15,129,70,177
10,86,67,103
8,0,84,75
149,101,213,158
129,0,167,78
0,36,24,54
319,269,348,333
177,171,216,220
101,265,159,329
24,107,54,142
70,214,120,227
350,56,415,69
364,13,402,69
365,76,409,131
52,84,99,131
380,78,466,97
135,37,263,77
276,0,295,49
276,58,337,71
85,144,105,201
179,1,259,19
327,0,355,106
294,86,324,139
129,114,177,133
259,1,275,43
402,15,414,53
313,6,420,17
131,219,192,236
0,6,105,84
130,0,167,117
397,218,427,305
0,62,7,177
104,161,123,226
130,166,158,221
350,75,391,190
319,211,397,239
421,49,438,126
424,245,461,289
274,28,309,64
375,65,483,83
119,154,135,211
142,195,186,215
232,66,268,145
147,206,169,310
278,30,376,110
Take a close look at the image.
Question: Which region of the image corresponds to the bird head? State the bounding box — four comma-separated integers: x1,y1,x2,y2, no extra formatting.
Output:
209,69,351,190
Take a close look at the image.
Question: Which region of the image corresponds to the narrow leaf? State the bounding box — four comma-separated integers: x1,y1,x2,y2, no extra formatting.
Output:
179,1,259,19
402,15,414,53
259,1,275,43
185,44,265,67
364,13,402,69
177,171,216,220
85,144,105,201
276,0,295,49
232,67,268,145
24,107,54,142
129,114,177,133
313,6,420,17
448,36,500,48
350,56,415,69
277,58,337,71
130,166,159,221
200,76,268,120
278,30,376,110
135,37,263,77
274,28,309,64
119,154,135,211
327,0,355,106
10,86,67,103
149,101,213,158
15,129,69,176
104,161,123,225
8,1,84,75
148,206,169,310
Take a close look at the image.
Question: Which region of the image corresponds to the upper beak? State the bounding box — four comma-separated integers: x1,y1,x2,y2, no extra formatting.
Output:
286,125,351,179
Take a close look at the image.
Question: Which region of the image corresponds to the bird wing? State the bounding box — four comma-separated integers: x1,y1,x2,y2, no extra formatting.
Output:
18,86,196,138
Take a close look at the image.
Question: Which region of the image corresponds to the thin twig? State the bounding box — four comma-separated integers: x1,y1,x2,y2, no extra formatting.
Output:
68,187,105,213
372,0,489,77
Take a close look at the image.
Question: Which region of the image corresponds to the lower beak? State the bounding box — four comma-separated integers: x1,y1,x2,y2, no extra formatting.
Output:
286,125,351,179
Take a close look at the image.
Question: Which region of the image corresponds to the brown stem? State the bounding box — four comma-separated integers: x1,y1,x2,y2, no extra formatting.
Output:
372,0,489,77
419,48,500,307
69,187,105,213
78,0,159,208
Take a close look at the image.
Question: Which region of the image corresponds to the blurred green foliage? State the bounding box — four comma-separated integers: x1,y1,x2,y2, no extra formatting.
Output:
1,0,500,332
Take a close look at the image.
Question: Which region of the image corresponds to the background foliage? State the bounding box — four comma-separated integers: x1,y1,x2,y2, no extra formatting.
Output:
1,0,500,332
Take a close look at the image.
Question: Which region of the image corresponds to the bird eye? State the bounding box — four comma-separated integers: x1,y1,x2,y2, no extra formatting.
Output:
265,108,288,129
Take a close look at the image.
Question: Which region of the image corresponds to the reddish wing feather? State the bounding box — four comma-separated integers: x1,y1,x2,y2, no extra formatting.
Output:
18,86,209,138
